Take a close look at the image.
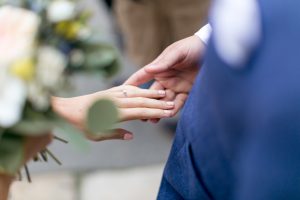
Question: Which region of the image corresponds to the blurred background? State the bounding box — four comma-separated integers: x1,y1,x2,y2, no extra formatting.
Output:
9,0,209,199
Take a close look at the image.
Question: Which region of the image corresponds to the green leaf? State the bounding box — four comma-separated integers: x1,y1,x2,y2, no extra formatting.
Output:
0,133,25,175
102,58,120,77
86,99,118,134
55,119,89,151
11,119,54,136
9,104,56,136
85,48,117,69
0,128,4,141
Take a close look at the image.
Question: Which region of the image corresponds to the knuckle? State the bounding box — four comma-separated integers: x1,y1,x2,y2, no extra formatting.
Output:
137,97,145,106
160,110,166,117
137,109,145,117
118,109,125,119
125,85,134,89
115,99,123,107
149,99,158,108
111,96,118,103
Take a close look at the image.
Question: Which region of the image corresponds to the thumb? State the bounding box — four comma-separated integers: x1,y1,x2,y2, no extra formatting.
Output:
86,129,133,141
124,68,154,86
145,45,185,74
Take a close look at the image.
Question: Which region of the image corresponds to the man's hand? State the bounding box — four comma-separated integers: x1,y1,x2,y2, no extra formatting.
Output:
125,35,206,118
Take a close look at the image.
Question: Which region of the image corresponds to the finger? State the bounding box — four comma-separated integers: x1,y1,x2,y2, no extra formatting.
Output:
123,86,167,98
124,68,154,86
149,89,176,123
149,81,164,91
158,77,193,94
149,91,184,122
124,48,171,86
163,89,177,101
147,82,165,122
153,69,180,78
145,46,185,74
172,93,188,116
86,129,133,141
113,88,166,99
149,119,159,123
116,97,175,110
138,81,165,122
119,108,173,121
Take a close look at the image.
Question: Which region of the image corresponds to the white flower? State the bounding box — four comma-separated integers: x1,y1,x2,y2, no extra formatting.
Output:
28,82,50,111
0,6,38,127
78,27,92,41
29,46,67,110
70,49,85,66
36,46,67,89
47,0,76,23
0,5,40,67
0,76,26,128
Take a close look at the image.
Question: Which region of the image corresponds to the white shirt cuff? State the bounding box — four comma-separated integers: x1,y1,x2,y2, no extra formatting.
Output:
195,24,212,45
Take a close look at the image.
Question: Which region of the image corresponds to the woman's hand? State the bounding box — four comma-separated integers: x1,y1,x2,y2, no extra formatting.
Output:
52,85,174,141
103,85,174,121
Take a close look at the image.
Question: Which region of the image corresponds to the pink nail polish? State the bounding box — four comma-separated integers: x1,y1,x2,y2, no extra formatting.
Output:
124,133,133,140
158,90,166,96
166,102,175,106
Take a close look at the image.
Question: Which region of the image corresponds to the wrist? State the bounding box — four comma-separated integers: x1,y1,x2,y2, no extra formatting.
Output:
51,91,107,128
51,96,87,126
195,24,212,45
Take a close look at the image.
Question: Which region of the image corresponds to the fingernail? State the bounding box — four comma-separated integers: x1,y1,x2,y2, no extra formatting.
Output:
158,90,166,96
166,102,175,107
151,119,159,123
124,133,133,140
164,110,172,117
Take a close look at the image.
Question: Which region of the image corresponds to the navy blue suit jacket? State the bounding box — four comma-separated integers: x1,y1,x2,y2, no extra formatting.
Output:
158,0,300,199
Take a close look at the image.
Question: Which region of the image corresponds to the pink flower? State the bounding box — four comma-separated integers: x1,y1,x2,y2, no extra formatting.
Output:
0,6,40,67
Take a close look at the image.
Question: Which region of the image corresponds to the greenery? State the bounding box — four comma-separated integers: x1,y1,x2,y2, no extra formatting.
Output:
0,0,119,177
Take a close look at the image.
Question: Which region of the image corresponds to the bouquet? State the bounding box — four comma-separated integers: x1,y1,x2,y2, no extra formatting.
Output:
0,0,119,180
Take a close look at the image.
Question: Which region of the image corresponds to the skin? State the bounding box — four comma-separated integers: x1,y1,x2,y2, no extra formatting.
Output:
52,85,175,141
124,36,206,122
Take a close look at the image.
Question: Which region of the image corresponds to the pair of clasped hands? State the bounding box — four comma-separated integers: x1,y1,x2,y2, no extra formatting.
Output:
0,36,205,198
55,35,204,142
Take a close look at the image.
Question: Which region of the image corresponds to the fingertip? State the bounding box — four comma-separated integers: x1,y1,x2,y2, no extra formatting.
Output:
144,64,155,71
145,64,161,73
166,101,175,108
123,133,134,140
163,110,173,117
150,119,159,123
158,90,166,97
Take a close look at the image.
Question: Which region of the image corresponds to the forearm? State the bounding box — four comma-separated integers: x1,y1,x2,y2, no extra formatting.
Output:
0,175,13,200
